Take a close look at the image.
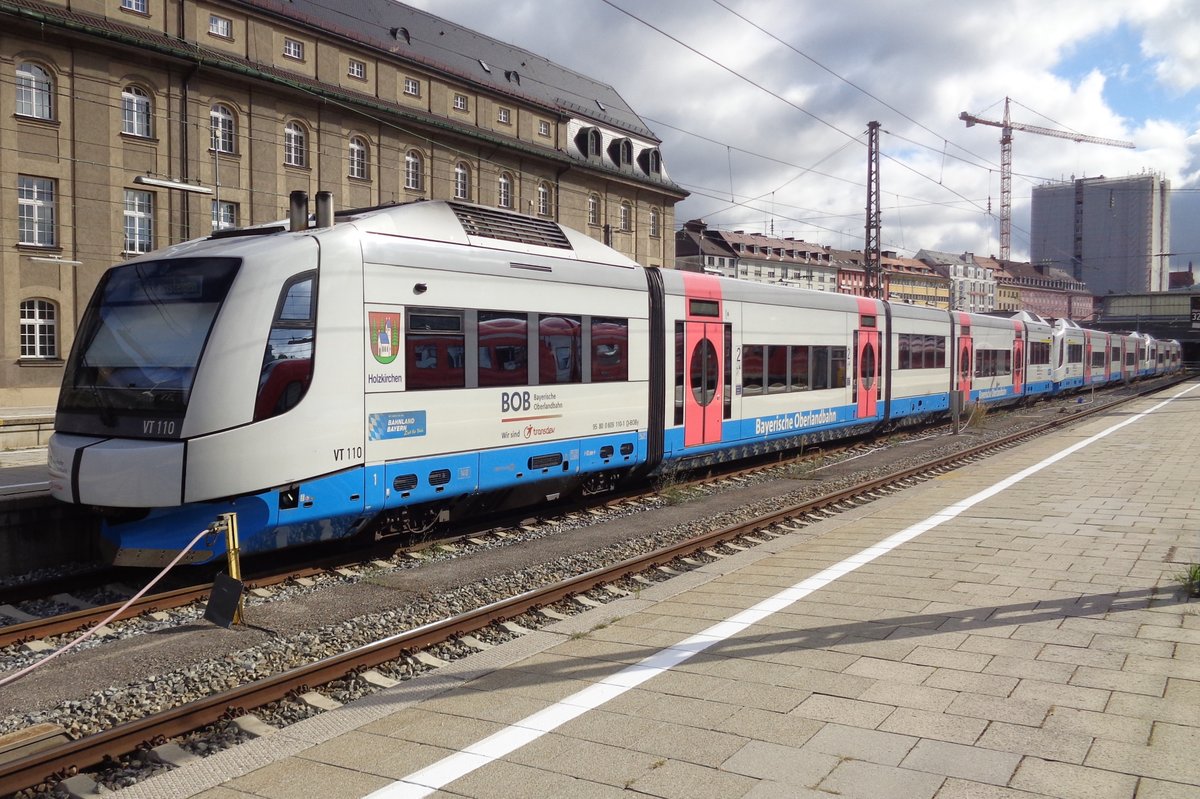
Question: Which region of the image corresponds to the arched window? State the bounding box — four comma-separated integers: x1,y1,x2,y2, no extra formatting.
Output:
122,85,152,137
284,121,307,167
587,194,600,226
454,162,471,201
16,62,53,119
497,172,513,209
649,207,660,238
210,104,235,153
619,201,631,232
404,149,423,191
536,182,552,216
348,136,369,180
19,299,58,359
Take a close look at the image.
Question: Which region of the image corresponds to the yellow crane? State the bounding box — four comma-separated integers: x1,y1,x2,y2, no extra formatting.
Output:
959,97,1134,261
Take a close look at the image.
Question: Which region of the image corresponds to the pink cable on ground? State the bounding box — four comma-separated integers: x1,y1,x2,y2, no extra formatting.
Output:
0,526,214,689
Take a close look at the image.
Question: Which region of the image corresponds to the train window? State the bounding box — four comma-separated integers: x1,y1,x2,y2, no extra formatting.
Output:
897,334,945,370
1068,344,1084,364
723,325,732,420
1125,351,1135,366
256,271,316,421
812,347,830,390
831,347,847,389
1028,341,1050,365
538,315,581,384
1091,351,1106,368
590,317,628,382
478,311,528,386
742,345,764,395
406,309,465,390
1110,347,1121,363
674,323,684,425
766,345,788,393
690,338,719,406
789,346,809,391
973,349,1012,378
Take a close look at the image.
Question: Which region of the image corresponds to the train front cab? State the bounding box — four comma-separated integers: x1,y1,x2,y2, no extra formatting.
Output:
49,225,370,565
1014,312,1053,398
1051,319,1086,393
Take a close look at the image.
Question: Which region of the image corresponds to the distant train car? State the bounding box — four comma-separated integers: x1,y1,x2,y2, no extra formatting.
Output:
47,198,1178,567
1051,319,1087,393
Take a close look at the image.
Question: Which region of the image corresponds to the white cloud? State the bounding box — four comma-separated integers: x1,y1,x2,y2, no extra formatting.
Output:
403,0,1199,263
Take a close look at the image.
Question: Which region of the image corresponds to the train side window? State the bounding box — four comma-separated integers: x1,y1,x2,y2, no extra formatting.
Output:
742,345,764,395
766,345,788,393
789,346,809,391
478,311,528,387
812,346,830,390
1029,341,1050,365
255,271,316,421
539,314,581,384
406,310,465,390
898,335,911,369
590,317,628,382
831,347,847,387
935,336,946,368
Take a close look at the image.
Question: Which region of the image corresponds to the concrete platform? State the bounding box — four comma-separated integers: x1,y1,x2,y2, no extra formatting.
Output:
0,406,54,453
106,381,1200,798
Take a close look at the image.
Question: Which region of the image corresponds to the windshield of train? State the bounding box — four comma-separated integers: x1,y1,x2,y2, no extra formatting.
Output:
58,258,241,431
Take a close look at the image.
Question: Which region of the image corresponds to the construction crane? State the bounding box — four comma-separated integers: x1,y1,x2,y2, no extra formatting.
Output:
959,96,1134,261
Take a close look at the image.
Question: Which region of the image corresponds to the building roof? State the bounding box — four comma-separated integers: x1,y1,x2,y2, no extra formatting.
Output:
241,0,659,141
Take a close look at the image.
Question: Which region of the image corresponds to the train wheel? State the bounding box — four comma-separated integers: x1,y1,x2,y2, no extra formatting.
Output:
581,472,615,496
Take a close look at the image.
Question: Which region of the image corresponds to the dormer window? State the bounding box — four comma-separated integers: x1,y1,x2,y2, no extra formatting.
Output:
574,126,602,158
637,147,662,175
608,137,633,167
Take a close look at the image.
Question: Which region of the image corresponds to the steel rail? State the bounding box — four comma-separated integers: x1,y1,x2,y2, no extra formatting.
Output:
1,375,1192,795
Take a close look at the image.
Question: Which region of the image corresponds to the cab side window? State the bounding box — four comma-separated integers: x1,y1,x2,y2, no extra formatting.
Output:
255,272,316,421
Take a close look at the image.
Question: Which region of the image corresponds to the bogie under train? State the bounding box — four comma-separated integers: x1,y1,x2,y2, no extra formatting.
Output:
47,199,1182,565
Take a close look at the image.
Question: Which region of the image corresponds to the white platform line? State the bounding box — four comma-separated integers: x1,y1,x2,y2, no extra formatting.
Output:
364,384,1198,799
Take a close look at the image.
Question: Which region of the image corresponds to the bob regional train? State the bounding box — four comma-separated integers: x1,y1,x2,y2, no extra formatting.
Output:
47,198,1182,566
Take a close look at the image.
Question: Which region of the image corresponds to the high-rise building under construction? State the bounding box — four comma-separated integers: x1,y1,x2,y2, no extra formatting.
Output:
1030,174,1170,296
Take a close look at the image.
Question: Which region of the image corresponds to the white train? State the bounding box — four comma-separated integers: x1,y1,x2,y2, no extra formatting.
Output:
46,197,1182,565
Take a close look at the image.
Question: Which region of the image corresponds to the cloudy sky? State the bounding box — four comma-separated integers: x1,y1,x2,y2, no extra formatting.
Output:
408,0,1200,268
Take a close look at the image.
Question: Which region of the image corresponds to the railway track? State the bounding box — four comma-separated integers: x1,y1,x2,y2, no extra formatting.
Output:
0,436,888,649
1,374,1191,797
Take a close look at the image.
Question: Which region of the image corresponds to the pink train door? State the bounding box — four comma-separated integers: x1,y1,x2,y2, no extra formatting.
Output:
1083,338,1093,386
682,274,724,448
956,313,973,397
854,299,880,419
1012,320,1025,396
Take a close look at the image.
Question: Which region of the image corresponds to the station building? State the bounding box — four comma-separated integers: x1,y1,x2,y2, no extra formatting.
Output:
0,0,687,406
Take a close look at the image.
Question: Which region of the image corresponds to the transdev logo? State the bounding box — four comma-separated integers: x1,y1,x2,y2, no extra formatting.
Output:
368,312,401,365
